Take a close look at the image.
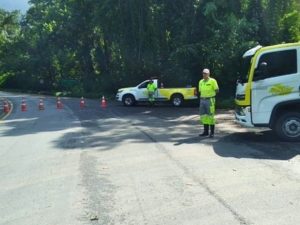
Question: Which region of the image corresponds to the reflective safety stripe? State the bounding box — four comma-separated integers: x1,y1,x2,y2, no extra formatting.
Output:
148,91,155,102
209,98,215,114
200,97,216,125
200,114,216,125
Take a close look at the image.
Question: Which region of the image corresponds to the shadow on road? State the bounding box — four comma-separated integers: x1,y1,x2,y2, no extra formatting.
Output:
212,130,300,160
52,99,300,161
173,136,201,146
4,95,298,161
51,99,201,150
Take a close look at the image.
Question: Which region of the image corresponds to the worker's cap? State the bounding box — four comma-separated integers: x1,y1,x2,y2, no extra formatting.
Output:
202,68,210,74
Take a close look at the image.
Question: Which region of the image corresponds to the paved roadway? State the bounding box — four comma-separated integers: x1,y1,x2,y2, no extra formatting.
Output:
0,92,300,225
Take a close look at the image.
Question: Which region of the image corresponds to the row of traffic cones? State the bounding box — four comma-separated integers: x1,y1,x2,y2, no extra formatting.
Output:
80,96,107,109
20,97,57,111
25,98,45,111
3,96,107,113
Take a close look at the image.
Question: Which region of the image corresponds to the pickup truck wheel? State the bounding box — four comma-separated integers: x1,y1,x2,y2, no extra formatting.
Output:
171,94,183,107
122,95,135,106
275,112,300,142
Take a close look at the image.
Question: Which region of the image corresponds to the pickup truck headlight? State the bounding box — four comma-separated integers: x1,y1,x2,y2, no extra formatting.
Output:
117,90,124,93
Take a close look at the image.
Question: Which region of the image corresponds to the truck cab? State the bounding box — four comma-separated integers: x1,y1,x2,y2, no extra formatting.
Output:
235,42,300,141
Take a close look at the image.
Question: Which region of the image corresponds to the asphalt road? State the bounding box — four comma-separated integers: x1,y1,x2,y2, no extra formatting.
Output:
0,92,300,225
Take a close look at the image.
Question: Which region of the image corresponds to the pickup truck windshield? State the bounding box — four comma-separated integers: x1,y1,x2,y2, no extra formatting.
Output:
138,81,150,89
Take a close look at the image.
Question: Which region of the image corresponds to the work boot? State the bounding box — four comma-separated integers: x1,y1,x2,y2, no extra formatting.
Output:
199,124,209,136
209,125,215,138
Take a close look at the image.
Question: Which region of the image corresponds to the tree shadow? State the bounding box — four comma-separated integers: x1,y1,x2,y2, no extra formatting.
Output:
1,96,201,152
53,115,199,151
212,130,300,160
51,99,202,151
173,135,219,146
8,95,293,162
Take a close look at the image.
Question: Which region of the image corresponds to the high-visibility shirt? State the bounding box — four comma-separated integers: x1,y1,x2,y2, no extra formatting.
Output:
198,78,219,98
147,83,156,92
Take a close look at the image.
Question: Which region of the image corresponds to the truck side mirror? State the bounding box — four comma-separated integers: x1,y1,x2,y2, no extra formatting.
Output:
254,62,268,81
237,76,242,83
259,62,268,76
237,75,247,84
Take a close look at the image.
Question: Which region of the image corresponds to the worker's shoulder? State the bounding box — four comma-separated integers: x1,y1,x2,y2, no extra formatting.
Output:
199,78,216,82
209,77,218,84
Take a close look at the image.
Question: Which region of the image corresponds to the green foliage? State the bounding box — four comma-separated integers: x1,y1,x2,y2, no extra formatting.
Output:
279,10,300,42
217,97,235,109
0,0,299,99
0,73,10,86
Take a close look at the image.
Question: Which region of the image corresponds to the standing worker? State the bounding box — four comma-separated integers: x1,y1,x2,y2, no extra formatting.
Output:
198,68,219,137
147,79,157,105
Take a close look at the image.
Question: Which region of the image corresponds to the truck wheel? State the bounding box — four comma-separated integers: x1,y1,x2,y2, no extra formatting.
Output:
275,112,300,142
171,94,183,107
122,95,135,106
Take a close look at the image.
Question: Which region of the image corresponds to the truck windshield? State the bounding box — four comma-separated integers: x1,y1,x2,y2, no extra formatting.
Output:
239,56,252,82
138,81,149,89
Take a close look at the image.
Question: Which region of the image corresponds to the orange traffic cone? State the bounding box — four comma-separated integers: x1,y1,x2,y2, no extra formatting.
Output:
3,101,9,113
56,97,63,109
101,96,107,108
80,97,85,109
21,98,27,112
38,98,45,110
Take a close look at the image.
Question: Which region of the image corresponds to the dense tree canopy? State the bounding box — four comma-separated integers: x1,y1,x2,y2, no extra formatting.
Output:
0,0,299,97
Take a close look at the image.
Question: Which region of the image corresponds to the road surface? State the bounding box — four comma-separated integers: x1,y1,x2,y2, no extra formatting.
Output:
0,92,300,225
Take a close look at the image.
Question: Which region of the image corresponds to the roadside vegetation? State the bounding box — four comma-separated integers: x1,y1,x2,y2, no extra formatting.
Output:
0,1,299,107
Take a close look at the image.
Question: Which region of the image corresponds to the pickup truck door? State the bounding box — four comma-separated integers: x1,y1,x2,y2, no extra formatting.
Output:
136,80,160,101
136,80,150,101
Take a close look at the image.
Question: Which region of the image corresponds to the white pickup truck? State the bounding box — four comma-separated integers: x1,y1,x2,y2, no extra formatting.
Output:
116,79,198,106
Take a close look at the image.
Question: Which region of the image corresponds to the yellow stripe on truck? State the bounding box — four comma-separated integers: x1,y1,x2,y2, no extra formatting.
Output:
158,88,195,99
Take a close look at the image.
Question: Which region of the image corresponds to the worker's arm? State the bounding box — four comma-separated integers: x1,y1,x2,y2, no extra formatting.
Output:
213,79,219,95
